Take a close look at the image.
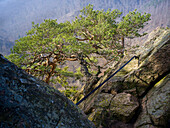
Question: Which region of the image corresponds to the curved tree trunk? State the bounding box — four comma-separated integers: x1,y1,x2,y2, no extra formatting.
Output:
45,63,56,84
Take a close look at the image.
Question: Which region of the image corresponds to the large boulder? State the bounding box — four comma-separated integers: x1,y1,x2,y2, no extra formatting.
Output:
0,55,95,128
88,93,139,127
109,93,139,123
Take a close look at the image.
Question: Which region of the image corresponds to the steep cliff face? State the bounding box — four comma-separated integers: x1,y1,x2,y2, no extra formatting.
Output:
0,55,95,128
135,74,170,128
76,27,170,128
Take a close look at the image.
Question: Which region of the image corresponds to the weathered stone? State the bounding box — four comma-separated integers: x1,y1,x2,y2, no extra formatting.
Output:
74,28,170,128
78,72,111,113
139,27,170,61
0,55,95,128
88,108,104,127
88,93,139,127
135,74,170,128
88,108,133,128
100,28,170,97
87,93,116,127
101,76,124,93
109,93,139,123
123,28,170,96
94,93,115,108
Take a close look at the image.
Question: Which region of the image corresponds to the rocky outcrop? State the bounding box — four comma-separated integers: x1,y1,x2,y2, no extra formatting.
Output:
75,27,170,127
135,74,170,128
123,27,170,97
0,55,95,128
88,93,139,127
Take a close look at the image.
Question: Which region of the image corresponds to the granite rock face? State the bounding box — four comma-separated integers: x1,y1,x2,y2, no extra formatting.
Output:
135,74,170,128
124,27,170,96
75,27,170,127
0,55,95,128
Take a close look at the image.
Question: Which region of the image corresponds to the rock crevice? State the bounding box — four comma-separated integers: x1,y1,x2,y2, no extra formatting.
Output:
76,27,170,128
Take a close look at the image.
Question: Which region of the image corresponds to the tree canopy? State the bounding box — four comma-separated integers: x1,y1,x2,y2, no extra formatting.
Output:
7,4,151,90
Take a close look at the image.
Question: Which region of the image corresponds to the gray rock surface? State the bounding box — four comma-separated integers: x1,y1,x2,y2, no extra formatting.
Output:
75,28,170,128
124,27,170,96
109,93,139,123
135,74,170,128
90,93,139,123
0,54,95,128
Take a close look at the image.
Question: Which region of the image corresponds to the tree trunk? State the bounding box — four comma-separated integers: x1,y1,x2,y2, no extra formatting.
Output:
45,63,56,84
121,36,124,48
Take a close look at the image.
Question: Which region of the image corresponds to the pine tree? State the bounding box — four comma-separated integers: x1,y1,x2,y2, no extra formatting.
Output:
7,4,151,93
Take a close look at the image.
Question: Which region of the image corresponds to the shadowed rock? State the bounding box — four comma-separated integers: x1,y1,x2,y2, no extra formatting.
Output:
135,74,170,128
76,28,170,127
0,55,95,128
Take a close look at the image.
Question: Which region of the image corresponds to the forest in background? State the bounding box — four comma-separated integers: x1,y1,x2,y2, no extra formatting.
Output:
0,0,169,55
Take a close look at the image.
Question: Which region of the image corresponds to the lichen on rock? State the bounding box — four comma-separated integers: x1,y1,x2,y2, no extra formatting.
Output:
109,93,139,123
75,27,170,128
135,74,170,128
0,54,95,128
